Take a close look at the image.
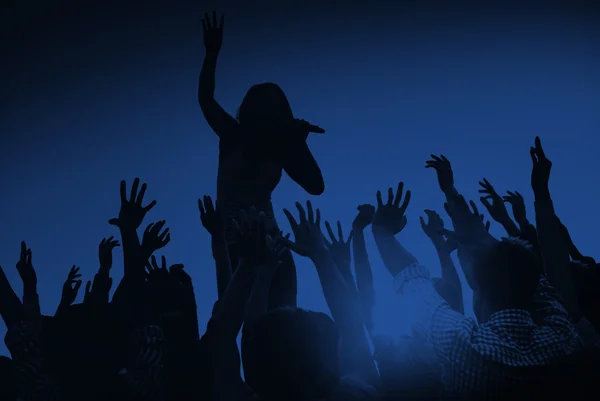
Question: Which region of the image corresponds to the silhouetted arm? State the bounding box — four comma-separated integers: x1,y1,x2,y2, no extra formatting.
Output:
372,226,418,277
198,53,239,139
0,266,22,329
283,140,325,195
431,243,464,314
245,266,273,324
205,260,258,401
312,250,379,389
180,271,200,343
535,196,581,319
212,233,233,299
351,228,375,333
112,228,144,303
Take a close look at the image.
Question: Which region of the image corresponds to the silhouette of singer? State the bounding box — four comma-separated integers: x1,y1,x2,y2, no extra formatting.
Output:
198,12,325,309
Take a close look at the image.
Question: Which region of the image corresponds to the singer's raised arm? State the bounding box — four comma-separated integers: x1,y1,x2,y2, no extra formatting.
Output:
199,13,239,140
198,53,239,140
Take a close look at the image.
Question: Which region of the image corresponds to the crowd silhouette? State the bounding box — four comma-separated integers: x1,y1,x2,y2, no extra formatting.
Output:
1,11,600,401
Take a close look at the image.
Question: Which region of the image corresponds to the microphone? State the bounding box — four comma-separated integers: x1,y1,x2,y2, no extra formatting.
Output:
294,118,325,134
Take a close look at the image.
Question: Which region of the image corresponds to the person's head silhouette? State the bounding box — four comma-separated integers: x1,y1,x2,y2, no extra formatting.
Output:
236,82,293,135
242,307,341,401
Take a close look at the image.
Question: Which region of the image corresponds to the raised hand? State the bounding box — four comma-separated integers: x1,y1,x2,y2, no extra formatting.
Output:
141,220,171,255
419,210,457,252
15,241,36,287
503,191,527,226
352,204,375,231
372,182,411,235
232,207,273,265
282,201,328,260
61,266,82,306
145,255,171,284
198,195,223,236
144,255,188,325
425,154,455,194
259,234,288,276
324,221,353,270
443,198,494,246
530,136,552,197
109,178,157,230
202,11,224,56
98,236,120,273
478,178,513,225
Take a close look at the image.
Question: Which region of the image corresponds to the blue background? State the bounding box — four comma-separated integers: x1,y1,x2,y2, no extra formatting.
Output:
1,0,599,356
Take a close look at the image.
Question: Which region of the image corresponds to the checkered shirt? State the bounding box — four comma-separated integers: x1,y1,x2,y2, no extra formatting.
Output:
394,264,582,400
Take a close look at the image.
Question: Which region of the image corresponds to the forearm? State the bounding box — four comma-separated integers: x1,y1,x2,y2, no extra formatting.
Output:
211,261,257,339
22,284,41,317
500,219,521,238
534,194,580,319
443,185,459,198
199,53,218,104
54,302,68,318
93,272,111,304
516,216,534,234
352,228,375,320
112,228,145,307
519,222,539,247
312,251,379,387
432,240,460,287
119,227,143,281
212,235,232,299
283,146,325,196
372,227,418,277
0,271,23,327
183,287,200,342
245,271,273,324
312,251,362,333
0,292,22,328
432,242,463,313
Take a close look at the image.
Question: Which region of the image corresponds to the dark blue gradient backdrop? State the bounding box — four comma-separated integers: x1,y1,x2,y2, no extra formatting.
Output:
1,0,599,355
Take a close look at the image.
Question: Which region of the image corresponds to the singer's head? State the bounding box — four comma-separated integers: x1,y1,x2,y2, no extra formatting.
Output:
237,83,294,134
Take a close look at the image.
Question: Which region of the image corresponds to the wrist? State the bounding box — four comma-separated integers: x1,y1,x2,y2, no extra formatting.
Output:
351,222,367,231
443,186,459,197
205,50,220,59
431,236,446,248
309,247,330,263
372,225,393,236
533,188,551,202
23,283,37,295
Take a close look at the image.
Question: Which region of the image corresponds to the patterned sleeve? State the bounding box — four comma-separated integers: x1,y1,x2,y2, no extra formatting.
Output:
394,264,478,361
530,276,579,338
122,325,168,401
4,320,64,401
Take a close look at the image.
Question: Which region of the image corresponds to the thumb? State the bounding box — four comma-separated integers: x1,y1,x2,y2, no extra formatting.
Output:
108,218,120,226
419,216,426,230
479,197,493,212
280,237,300,254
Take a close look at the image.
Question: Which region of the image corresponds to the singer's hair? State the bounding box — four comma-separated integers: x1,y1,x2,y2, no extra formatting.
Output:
236,83,294,130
